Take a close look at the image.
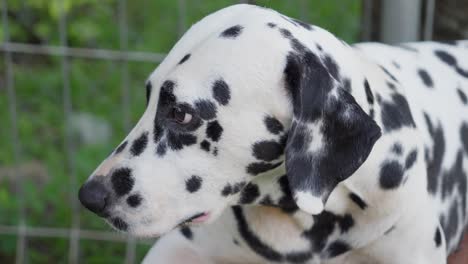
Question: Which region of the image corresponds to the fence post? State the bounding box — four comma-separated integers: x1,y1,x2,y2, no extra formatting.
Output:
380,0,422,43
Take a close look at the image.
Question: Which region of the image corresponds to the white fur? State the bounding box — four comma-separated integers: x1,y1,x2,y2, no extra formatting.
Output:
81,4,468,264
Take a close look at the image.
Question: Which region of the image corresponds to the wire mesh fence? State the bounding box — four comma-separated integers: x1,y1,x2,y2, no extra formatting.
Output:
1,0,165,262
0,0,435,263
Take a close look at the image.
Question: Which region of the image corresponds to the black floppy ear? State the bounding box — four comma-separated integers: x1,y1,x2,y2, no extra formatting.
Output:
284,52,381,214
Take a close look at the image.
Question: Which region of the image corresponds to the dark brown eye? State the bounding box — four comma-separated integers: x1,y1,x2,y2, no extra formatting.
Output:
169,107,192,124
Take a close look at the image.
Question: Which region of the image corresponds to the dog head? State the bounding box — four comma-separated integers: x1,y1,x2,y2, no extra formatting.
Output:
78,4,380,236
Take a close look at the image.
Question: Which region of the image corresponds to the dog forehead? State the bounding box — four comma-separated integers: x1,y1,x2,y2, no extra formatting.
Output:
147,14,295,100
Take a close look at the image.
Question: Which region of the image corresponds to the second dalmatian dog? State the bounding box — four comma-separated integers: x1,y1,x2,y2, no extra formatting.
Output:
78,4,468,264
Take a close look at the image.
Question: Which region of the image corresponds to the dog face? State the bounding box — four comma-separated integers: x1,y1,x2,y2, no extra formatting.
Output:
79,16,294,236
78,4,380,237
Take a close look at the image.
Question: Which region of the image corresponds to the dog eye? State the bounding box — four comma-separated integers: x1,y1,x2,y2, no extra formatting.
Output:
169,107,192,124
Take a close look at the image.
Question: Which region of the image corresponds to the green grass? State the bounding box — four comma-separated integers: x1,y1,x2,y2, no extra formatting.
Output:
0,0,361,262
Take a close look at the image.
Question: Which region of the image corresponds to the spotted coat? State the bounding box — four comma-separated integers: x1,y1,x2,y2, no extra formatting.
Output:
78,4,468,264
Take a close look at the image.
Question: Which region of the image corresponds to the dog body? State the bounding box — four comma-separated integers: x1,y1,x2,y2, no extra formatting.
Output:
78,4,468,264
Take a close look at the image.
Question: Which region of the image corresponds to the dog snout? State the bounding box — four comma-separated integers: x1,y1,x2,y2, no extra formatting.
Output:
79,179,111,217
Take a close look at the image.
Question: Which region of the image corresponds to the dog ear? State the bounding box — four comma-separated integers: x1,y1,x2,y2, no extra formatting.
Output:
284,52,381,215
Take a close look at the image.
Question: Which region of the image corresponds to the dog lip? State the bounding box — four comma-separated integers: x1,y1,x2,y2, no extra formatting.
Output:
178,212,209,226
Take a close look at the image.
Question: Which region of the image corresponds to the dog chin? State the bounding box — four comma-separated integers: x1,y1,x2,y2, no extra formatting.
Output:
123,207,226,238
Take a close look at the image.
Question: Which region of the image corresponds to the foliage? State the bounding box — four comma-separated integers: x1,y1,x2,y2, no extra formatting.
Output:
0,0,361,263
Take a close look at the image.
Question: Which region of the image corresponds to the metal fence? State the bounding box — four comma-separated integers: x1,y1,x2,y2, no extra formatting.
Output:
1,0,166,263
0,0,436,263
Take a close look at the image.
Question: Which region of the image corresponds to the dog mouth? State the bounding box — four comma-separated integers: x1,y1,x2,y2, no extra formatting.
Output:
178,212,210,226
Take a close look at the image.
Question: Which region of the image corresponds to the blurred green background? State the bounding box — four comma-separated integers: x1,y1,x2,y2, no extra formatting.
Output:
0,0,361,263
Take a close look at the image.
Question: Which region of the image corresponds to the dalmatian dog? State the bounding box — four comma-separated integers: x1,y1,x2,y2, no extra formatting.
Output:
78,4,468,264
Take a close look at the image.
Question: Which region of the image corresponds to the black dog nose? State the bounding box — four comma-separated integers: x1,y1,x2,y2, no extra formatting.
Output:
78,180,110,216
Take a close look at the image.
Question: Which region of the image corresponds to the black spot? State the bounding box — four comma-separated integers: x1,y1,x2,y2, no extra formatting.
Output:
180,226,193,240
376,94,382,103
153,122,163,144
115,141,128,154
417,69,434,88
247,162,282,176
316,44,323,51
339,215,355,232
167,132,197,150
200,140,210,152
283,53,302,100
264,116,284,135
159,80,176,106
233,239,240,245
221,182,245,197
252,140,283,162
156,141,167,156
213,147,218,156
425,114,445,194
146,82,152,105
259,195,274,206
239,183,260,204
322,54,340,81
111,167,134,196
212,79,231,105
379,161,404,189
456,66,468,78
221,184,232,196
392,142,403,155
405,149,418,169
442,200,460,248
434,50,457,66
206,121,223,142
386,81,396,90
130,132,148,156
232,206,311,263
195,100,217,120
292,18,313,30
111,217,128,231
277,175,298,213
280,15,298,27
349,192,367,209
178,54,191,65
384,225,396,235
441,151,466,224
434,227,442,247
381,93,416,132
279,134,288,147
302,211,354,253
285,252,312,263
342,78,351,93
457,88,467,104
392,61,401,69
461,124,468,154
327,241,351,258
379,65,399,83
232,182,246,194
279,28,292,39
232,206,283,261
267,22,276,28
364,79,374,104
220,25,243,38
186,175,202,193
434,50,468,78
127,194,142,208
